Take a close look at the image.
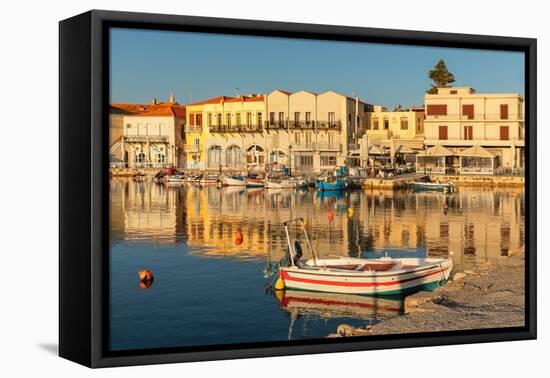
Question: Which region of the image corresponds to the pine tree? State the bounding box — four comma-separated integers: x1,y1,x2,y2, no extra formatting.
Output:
426,59,455,94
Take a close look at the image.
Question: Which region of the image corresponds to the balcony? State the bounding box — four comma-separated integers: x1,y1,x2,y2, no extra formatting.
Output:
185,125,202,133
183,144,203,153
123,135,169,143
209,124,263,133
264,120,342,131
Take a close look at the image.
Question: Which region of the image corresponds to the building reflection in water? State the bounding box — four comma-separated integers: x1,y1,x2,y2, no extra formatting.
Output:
110,179,525,269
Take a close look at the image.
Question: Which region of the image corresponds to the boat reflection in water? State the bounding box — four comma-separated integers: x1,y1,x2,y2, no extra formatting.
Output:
275,289,403,340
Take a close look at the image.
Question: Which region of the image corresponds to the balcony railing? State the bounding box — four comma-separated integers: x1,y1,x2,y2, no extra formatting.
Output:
123,135,169,143
264,120,342,131
426,113,524,121
185,125,203,132
183,144,203,153
209,124,263,133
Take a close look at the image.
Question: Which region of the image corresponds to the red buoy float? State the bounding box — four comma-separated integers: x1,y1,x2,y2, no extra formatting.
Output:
327,211,334,222
234,231,244,245
138,269,154,282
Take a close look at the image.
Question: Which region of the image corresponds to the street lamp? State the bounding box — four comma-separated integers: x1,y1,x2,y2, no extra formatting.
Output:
288,145,293,176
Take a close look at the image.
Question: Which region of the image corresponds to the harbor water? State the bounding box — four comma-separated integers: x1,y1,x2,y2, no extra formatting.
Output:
109,178,525,351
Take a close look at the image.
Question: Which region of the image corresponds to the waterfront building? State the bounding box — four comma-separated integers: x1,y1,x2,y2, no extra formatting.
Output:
183,90,371,173
109,94,186,168
423,87,525,173
365,105,425,146
265,90,370,173
185,95,266,170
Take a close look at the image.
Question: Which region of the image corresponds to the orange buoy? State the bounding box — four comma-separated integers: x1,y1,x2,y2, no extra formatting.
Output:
327,211,334,222
234,231,244,245
139,280,153,289
138,269,154,282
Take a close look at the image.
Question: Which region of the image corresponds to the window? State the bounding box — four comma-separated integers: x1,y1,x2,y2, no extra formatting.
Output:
126,123,132,129
298,155,313,167
246,112,252,127
196,114,202,126
320,155,337,166
427,104,447,116
450,90,457,94
400,117,408,130
194,138,200,148
189,114,194,126
154,153,166,164
135,152,146,163
269,112,275,125
278,112,284,125
500,104,509,120
226,113,231,128
236,113,241,126
207,113,212,127
294,112,300,124
348,113,352,126
328,112,335,125
438,126,448,140
373,118,379,130
500,126,509,140
257,112,262,127
305,112,312,124
217,113,222,126
305,131,312,146
464,126,473,140
383,118,389,129
294,132,301,145
462,104,474,120
328,132,335,147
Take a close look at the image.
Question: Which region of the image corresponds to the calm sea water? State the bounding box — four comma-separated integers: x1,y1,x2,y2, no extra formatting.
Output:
109,178,525,351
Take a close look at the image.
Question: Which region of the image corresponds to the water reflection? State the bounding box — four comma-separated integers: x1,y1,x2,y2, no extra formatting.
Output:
109,179,525,350
110,179,525,270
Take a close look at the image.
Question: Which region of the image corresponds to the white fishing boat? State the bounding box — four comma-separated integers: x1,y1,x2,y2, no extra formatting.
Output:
221,175,246,187
245,177,265,188
265,178,296,189
199,175,219,185
278,218,453,296
164,174,185,183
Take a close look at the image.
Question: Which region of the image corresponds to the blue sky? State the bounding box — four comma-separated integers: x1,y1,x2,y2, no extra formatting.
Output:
110,28,524,108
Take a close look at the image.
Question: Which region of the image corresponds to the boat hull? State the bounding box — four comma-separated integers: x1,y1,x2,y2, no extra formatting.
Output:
265,180,296,189
280,258,452,296
412,182,454,192
246,178,265,188
223,177,246,186
316,179,348,191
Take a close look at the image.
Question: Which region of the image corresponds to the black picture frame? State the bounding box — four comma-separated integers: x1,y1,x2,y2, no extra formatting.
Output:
59,9,537,368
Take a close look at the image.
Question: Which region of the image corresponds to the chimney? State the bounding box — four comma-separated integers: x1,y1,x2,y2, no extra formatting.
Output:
152,97,157,105
169,92,175,103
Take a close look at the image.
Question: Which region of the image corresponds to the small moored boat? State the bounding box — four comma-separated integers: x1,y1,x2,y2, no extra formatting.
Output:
278,218,452,296
199,175,219,185
246,177,265,188
265,178,296,189
222,175,246,187
412,180,454,192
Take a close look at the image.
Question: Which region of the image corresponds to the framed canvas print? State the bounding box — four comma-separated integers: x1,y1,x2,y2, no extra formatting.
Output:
59,10,537,368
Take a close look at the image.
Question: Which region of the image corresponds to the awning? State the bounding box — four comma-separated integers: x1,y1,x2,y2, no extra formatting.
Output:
457,145,495,158
368,145,388,155
421,144,454,157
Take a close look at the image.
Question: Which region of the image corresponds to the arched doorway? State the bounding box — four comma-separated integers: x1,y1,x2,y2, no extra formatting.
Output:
246,145,265,165
207,145,222,168
269,150,287,164
226,145,242,166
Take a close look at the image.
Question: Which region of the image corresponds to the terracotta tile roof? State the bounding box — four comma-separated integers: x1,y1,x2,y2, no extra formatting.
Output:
225,95,264,103
186,96,235,106
110,102,186,118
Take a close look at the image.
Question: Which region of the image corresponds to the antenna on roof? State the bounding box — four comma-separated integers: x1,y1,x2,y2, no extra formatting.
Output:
169,92,175,103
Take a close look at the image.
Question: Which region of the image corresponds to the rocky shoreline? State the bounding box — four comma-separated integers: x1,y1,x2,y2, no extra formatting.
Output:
327,248,525,338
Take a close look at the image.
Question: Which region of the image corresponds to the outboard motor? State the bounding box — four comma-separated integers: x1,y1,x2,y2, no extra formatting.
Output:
292,240,303,265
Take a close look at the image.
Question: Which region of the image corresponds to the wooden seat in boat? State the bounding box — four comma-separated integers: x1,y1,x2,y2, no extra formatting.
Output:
358,263,396,272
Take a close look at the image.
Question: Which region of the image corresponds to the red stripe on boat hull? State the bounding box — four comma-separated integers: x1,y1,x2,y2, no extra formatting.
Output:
280,267,448,287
